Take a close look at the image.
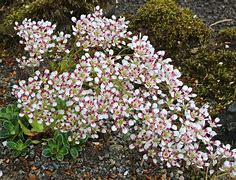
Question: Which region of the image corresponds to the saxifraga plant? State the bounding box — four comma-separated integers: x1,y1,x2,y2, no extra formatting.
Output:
7,6,236,178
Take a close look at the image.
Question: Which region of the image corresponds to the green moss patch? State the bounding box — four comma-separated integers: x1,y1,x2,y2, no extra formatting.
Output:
219,27,236,41
180,48,236,116
130,0,212,54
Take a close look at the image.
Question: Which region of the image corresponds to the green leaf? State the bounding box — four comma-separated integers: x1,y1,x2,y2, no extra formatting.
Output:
25,139,31,146
48,139,56,147
56,133,63,147
12,114,20,125
14,150,22,157
0,118,7,122
16,140,26,150
18,120,34,136
7,141,17,149
51,146,59,154
42,148,52,157
5,106,13,114
56,153,64,161
31,119,45,133
0,130,10,139
0,108,6,114
3,121,14,130
62,134,69,146
59,147,68,156
1,113,12,120
70,147,78,159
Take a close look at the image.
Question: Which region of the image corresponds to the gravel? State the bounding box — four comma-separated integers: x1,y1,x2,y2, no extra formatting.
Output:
177,0,236,30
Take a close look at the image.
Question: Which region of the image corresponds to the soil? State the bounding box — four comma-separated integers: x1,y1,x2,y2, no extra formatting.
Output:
0,0,235,179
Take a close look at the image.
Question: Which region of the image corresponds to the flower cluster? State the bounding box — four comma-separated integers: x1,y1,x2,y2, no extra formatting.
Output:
71,6,131,51
15,19,70,68
13,6,236,178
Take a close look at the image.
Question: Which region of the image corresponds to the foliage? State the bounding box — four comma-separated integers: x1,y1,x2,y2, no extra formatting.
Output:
0,105,22,139
219,27,236,41
7,139,31,156
130,0,212,56
42,131,85,161
0,105,32,156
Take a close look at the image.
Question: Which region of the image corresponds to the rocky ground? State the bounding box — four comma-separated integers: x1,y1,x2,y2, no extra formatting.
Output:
177,0,236,29
0,0,235,179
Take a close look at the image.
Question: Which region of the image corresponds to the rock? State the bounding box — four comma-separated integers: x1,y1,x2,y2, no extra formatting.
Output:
27,174,37,180
43,170,53,177
109,144,123,154
110,159,116,165
124,170,129,176
228,101,236,113
98,156,104,161
215,100,236,146
2,141,7,147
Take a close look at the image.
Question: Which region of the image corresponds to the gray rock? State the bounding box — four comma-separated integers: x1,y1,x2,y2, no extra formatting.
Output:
228,101,236,113
215,100,236,147
109,144,123,154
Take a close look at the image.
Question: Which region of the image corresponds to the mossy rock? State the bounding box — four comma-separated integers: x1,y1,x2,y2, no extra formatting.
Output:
130,0,212,56
219,27,236,41
179,48,236,116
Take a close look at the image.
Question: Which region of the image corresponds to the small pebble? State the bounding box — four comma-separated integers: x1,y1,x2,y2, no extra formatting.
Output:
2,141,7,147
110,159,116,165
33,161,42,168
52,163,59,169
124,170,129,176
98,156,104,160
0,170,3,177
18,170,25,175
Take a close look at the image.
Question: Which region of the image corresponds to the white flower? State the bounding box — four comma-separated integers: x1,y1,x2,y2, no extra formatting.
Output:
66,100,74,107
111,125,117,131
71,17,77,22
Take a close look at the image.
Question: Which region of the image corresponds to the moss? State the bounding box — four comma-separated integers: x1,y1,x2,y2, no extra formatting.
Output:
130,0,212,55
219,27,236,41
179,47,236,116
1,0,53,31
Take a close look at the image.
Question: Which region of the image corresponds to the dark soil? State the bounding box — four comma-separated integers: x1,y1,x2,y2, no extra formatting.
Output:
0,0,235,179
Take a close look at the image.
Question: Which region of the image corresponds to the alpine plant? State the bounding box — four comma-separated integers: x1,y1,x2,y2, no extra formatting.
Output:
12,6,236,178
14,19,71,68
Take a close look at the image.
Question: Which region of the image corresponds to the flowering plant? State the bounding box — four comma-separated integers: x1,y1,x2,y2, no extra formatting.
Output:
14,19,71,68
12,6,236,178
